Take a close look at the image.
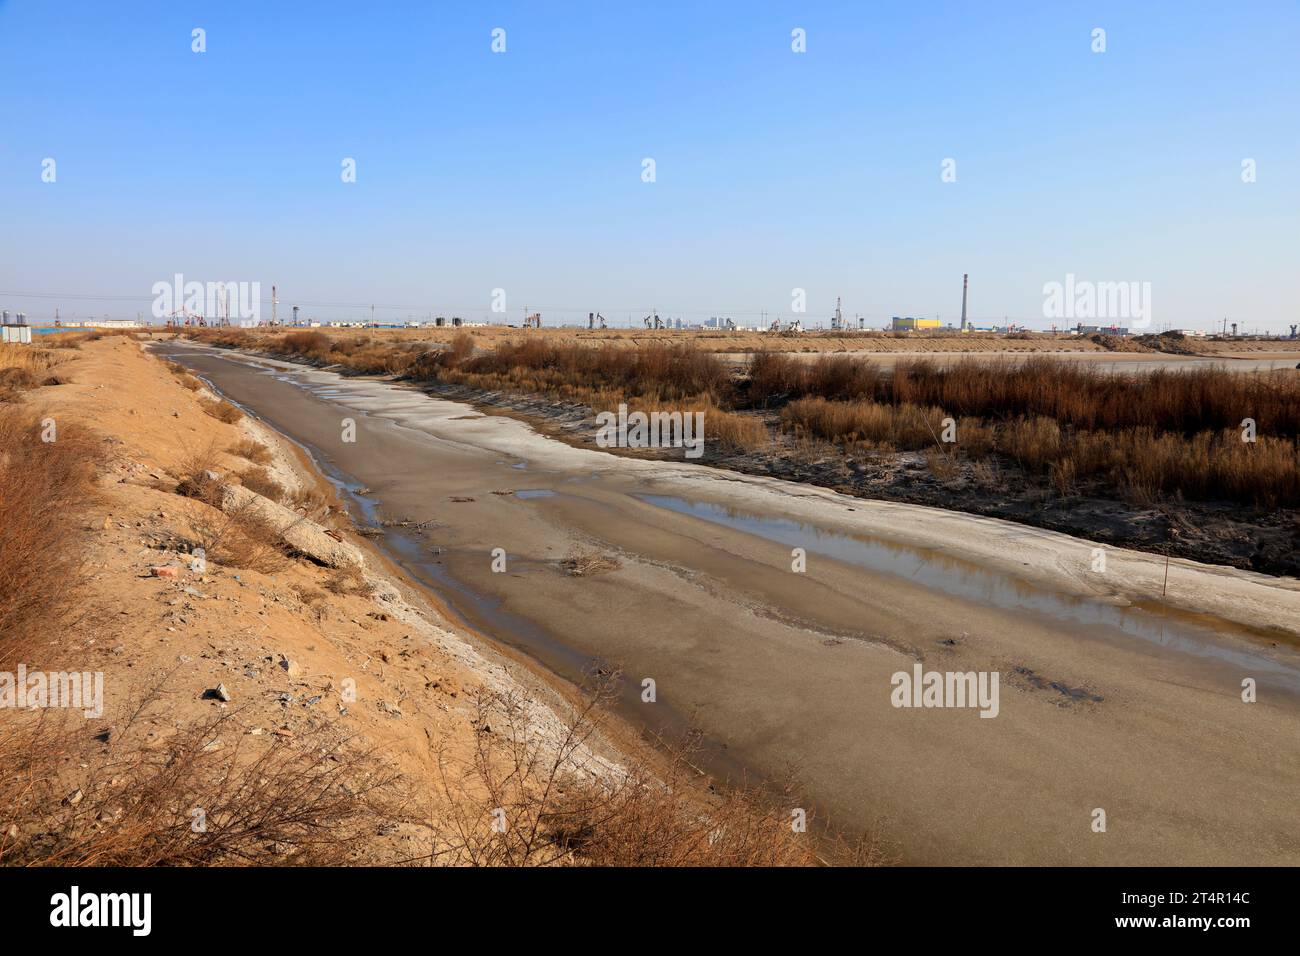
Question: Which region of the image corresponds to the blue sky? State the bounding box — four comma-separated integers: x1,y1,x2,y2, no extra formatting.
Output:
1,0,1296,329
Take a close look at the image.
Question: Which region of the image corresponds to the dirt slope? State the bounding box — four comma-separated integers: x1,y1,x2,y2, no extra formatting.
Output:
11,336,619,863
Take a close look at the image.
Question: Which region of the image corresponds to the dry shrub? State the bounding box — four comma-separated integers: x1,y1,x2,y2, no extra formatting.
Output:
191,498,292,574
288,487,330,521
781,397,945,451
747,352,807,405
0,346,68,402
239,466,286,502
292,583,328,607
1049,458,1077,497
324,567,372,596
43,334,86,350
227,437,273,465
955,416,995,458
875,357,1300,438
0,344,64,374
925,448,960,481
422,682,891,867
426,341,735,406
175,441,226,504
998,416,1061,473
0,704,397,866
0,366,38,402
703,406,769,452
561,551,622,577
750,353,1300,438
970,459,1001,488
163,359,203,391
281,331,331,356
0,410,103,665
199,396,244,424
445,332,475,367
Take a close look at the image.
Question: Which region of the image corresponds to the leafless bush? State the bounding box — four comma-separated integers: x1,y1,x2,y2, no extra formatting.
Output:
0,705,399,867
419,680,892,867
190,498,292,574
174,440,226,504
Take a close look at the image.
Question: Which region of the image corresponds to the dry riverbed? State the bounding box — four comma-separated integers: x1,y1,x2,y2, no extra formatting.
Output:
155,339,1300,866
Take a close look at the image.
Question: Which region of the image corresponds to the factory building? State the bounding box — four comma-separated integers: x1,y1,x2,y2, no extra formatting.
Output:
892,316,942,332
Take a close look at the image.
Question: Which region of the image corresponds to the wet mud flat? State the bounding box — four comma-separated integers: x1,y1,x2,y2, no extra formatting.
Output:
153,342,1300,865
419,379,1300,577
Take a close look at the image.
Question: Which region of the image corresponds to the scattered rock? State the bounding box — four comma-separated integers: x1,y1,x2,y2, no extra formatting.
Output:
150,565,181,579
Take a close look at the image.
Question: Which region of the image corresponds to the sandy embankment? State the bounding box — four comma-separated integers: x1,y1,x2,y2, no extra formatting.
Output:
157,342,1300,866
17,337,622,862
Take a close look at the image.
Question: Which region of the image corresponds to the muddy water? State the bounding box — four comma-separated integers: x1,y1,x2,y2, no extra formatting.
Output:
154,342,1300,865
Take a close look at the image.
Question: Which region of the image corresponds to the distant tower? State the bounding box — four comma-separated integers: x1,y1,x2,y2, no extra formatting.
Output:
960,274,969,332
292,305,300,326
271,285,278,326
833,296,843,331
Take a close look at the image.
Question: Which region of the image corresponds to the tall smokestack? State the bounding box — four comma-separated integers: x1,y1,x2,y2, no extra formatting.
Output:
960,274,969,332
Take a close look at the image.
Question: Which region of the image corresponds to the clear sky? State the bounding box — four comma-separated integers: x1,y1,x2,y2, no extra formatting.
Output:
1,0,1297,330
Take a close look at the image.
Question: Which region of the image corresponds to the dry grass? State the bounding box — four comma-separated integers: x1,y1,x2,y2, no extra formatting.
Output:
560,550,622,577
0,703,398,866
442,340,734,405
757,354,1300,438
0,410,103,665
701,404,769,452
288,487,331,522
0,346,69,402
174,441,225,504
228,438,273,465
189,497,293,574
291,582,327,606
238,466,286,502
199,396,244,424
163,359,203,391
781,396,946,451
324,567,372,597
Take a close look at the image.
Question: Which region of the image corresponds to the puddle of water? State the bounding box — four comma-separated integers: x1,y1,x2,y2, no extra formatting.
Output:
515,488,556,499
636,494,1300,690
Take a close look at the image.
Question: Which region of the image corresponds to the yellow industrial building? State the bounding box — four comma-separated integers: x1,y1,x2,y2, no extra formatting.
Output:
891,316,942,332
